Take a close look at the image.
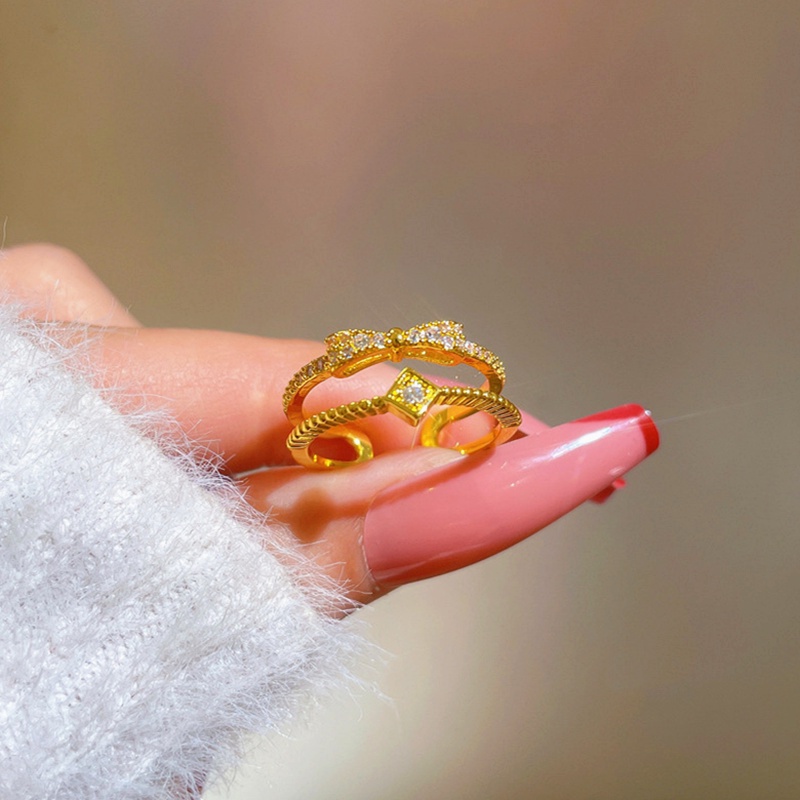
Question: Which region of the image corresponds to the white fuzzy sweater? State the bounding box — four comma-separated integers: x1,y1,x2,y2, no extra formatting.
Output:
0,308,355,799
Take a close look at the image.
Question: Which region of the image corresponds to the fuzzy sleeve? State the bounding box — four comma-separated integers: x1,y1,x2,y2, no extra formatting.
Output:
0,308,358,800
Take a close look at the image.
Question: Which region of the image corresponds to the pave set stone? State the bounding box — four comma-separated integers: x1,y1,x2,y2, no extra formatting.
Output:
324,328,390,361
283,320,505,413
329,320,503,373
282,355,331,411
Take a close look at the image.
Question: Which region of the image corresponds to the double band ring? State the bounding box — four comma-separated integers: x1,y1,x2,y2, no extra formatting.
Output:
287,367,521,469
283,320,520,469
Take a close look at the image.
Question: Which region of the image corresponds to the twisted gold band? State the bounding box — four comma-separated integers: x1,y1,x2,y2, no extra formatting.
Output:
282,320,505,427
287,368,521,469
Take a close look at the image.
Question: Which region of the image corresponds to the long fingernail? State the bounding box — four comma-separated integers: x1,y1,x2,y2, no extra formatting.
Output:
515,409,627,504
363,404,659,588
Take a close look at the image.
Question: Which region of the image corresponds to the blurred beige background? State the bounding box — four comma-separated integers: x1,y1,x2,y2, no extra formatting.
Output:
3,2,800,798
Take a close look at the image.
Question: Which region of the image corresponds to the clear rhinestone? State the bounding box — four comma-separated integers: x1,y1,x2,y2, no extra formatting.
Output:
353,333,370,350
407,328,422,344
371,332,386,348
425,325,441,343
441,335,454,350
401,382,426,405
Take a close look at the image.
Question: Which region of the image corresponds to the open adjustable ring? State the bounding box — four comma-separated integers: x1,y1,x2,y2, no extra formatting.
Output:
286,367,521,469
282,320,506,427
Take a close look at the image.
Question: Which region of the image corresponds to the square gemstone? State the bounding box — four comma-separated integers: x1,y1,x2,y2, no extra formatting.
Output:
385,368,440,425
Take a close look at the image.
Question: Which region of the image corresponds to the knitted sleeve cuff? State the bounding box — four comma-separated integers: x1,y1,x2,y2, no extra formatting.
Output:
0,307,359,800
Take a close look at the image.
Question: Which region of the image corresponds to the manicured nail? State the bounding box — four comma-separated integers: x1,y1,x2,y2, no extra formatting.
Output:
363,404,659,588
515,409,626,504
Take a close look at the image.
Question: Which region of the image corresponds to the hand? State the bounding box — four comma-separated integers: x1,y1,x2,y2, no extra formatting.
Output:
0,244,658,610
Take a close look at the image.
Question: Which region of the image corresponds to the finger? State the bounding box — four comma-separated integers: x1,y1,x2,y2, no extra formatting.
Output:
92,325,539,472
0,252,608,484
242,405,660,604
362,404,659,590
241,447,462,603
92,327,429,471
0,243,140,326
92,328,592,475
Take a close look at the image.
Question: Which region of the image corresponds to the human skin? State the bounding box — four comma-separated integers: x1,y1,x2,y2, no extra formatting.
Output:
0,242,657,799
0,242,656,607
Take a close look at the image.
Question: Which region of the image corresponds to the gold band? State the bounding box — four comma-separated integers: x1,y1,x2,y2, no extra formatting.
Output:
287,367,521,469
282,320,506,427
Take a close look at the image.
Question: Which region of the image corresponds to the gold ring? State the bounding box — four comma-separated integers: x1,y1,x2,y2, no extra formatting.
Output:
282,320,506,427
287,367,521,469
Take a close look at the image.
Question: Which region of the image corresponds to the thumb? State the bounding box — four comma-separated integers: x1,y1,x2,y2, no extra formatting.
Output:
242,404,659,604
364,404,658,590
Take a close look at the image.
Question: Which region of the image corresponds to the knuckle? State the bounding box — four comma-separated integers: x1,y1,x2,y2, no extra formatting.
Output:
10,243,94,285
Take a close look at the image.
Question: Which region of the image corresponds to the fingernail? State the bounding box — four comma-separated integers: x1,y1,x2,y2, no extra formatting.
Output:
363,404,659,588
508,409,627,504
590,477,627,504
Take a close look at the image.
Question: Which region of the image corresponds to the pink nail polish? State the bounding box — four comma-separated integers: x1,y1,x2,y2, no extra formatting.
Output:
363,404,659,588
514,409,626,504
